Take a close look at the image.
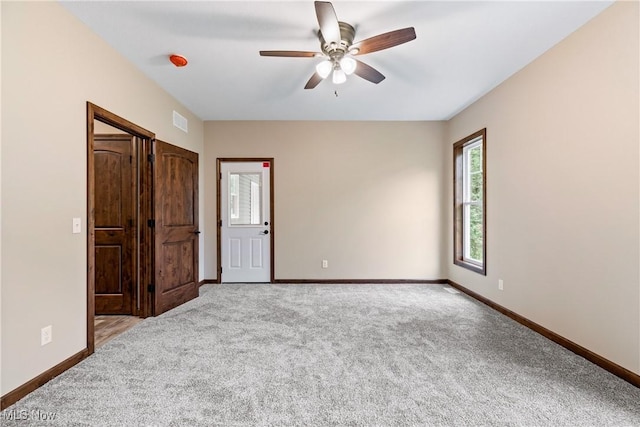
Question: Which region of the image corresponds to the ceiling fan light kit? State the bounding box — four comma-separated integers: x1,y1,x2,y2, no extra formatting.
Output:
259,1,416,90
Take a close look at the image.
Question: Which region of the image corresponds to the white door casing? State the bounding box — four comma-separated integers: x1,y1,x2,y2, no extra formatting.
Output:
220,161,271,282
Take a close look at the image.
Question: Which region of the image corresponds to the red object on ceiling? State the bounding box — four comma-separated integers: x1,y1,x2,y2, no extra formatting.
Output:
169,54,188,67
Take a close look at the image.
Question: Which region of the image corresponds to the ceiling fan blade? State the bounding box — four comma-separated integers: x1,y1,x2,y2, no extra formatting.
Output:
315,1,341,45
354,60,386,84
304,72,324,89
353,27,416,55
259,50,319,58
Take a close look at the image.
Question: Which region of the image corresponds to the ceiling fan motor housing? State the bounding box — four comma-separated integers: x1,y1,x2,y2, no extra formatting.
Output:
319,21,356,59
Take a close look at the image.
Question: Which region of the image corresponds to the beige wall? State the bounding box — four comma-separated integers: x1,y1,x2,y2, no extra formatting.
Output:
204,121,447,281
446,1,639,374
1,2,204,395
93,121,128,134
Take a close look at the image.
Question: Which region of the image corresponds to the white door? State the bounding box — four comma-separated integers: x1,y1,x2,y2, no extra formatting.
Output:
220,161,271,282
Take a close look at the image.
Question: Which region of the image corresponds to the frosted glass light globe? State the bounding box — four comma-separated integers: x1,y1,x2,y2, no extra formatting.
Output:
340,57,357,75
332,68,347,84
315,60,332,79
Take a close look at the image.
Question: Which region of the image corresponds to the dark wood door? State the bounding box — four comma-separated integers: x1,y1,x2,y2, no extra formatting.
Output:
153,140,199,315
94,134,136,315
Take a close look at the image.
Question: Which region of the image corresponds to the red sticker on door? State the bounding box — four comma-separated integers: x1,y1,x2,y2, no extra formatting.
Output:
263,162,270,168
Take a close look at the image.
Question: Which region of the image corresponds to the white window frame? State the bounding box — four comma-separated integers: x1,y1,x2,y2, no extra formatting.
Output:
453,129,486,275
462,139,483,265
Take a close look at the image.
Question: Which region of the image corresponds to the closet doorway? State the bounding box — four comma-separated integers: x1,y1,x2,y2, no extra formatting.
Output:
87,102,199,354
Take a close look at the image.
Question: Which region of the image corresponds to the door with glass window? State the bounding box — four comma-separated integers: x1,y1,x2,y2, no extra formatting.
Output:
219,161,272,282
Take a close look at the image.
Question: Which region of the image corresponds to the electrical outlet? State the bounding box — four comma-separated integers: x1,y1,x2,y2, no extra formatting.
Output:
41,325,52,346
498,279,504,291
322,260,328,269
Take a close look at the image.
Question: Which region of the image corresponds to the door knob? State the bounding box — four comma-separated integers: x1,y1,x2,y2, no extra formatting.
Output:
260,230,269,235
194,230,201,235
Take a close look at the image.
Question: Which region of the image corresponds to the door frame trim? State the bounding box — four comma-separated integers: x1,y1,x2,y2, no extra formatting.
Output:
87,102,155,354
216,158,275,283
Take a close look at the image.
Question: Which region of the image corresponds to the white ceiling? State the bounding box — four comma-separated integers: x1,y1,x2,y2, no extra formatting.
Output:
61,1,613,121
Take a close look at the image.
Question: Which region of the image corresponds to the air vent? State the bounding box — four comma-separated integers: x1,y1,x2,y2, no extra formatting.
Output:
173,110,188,133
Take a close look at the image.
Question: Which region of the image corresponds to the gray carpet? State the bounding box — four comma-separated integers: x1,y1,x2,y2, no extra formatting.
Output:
4,283,640,426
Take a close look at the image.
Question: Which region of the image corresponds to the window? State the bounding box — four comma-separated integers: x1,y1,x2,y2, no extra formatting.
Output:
229,173,262,226
453,129,486,275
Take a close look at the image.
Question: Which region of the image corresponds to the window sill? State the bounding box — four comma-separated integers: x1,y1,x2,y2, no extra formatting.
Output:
454,259,486,276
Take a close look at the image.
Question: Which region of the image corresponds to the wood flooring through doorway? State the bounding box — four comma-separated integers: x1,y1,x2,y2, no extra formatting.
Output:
94,315,142,348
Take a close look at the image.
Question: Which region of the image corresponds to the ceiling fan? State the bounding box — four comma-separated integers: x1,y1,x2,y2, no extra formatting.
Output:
259,1,416,89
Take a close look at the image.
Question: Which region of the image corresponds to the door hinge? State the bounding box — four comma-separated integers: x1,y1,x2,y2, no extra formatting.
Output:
130,155,133,164
148,219,155,228
148,284,155,293
218,220,222,227
147,153,155,162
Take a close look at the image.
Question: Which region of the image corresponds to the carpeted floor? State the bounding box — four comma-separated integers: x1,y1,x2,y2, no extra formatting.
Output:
4,283,640,426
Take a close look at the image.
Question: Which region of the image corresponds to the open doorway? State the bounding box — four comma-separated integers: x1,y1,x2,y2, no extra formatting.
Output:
87,103,155,352
87,103,200,353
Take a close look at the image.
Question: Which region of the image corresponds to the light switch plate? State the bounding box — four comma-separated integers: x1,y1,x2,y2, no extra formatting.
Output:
41,325,52,346
72,218,82,234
